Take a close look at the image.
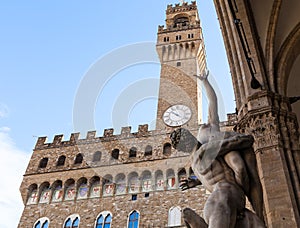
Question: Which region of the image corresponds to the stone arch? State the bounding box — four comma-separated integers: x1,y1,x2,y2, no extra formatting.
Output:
89,176,100,198
168,45,172,61
27,183,38,205
265,0,282,92
64,178,76,201
173,13,190,28
115,173,126,195
141,170,152,192
155,170,164,190
275,22,300,95
178,168,187,182
128,172,139,193
51,180,63,202
102,174,114,196
166,169,176,189
39,182,51,204
77,177,88,199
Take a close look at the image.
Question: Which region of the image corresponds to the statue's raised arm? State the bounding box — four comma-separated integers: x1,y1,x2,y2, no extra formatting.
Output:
196,70,220,130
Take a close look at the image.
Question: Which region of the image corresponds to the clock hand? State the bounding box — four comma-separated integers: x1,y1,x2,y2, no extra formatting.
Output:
171,111,180,117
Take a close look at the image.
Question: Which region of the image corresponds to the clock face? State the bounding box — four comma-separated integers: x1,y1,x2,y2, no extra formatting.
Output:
163,105,192,127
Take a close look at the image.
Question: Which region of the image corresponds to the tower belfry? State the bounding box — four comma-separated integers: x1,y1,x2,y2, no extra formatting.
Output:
156,1,207,129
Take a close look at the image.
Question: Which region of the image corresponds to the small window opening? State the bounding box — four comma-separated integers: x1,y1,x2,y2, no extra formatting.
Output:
93,151,101,162
39,158,48,168
74,153,83,164
112,149,120,160
131,194,137,201
129,147,137,158
145,192,150,198
163,143,172,155
57,155,66,166
177,62,181,67
145,145,152,156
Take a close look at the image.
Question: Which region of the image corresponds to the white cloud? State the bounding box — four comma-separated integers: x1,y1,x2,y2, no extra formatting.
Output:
0,128,30,228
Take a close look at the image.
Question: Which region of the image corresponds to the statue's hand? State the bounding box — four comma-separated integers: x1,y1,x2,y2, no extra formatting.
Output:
170,128,200,153
194,70,209,81
180,177,202,191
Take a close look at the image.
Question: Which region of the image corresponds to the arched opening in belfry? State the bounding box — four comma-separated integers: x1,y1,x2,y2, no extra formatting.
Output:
174,16,189,28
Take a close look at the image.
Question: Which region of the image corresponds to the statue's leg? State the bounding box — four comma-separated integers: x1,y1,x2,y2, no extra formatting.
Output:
183,208,208,228
224,150,250,194
242,148,264,221
203,186,238,228
235,209,265,228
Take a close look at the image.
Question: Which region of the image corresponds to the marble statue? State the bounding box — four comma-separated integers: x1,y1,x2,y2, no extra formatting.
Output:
170,71,265,228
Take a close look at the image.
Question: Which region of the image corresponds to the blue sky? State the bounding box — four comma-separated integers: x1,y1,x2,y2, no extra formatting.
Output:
0,1,234,227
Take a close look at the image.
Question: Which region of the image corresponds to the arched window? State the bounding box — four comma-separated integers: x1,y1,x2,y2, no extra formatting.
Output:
174,16,189,27
33,217,49,228
74,153,83,164
129,147,137,158
111,149,119,160
93,151,102,162
73,217,79,228
64,215,80,228
144,145,152,156
128,210,139,228
39,158,48,168
65,218,72,228
95,212,112,228
57,155,66,166
163,143,172,155
168,206,181,226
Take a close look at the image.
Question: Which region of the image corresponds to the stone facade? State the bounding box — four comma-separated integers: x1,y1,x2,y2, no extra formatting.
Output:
18,125,211,227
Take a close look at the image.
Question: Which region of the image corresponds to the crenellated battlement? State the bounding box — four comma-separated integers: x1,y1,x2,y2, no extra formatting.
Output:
166,1,197,14
34,124,157,150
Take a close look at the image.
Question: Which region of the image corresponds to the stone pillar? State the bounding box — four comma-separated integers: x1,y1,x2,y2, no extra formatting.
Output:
236,92,300,227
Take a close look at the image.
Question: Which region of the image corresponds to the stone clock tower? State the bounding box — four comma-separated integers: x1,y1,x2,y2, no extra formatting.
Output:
156,1,207,130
